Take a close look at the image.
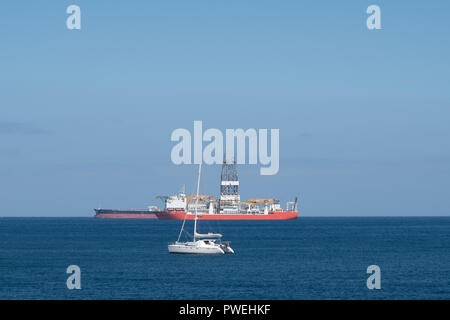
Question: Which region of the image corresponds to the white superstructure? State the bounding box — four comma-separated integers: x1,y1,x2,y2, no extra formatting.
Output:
157,188,187,211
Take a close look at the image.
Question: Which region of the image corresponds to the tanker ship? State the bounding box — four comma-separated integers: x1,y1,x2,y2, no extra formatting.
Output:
94,208,157,219
94,160,298,220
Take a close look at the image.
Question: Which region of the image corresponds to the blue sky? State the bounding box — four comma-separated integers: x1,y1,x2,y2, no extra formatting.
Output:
1,1,449,216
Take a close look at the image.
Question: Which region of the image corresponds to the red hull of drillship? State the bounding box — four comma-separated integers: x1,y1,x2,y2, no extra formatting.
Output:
94,213,157,219
156,211,298,220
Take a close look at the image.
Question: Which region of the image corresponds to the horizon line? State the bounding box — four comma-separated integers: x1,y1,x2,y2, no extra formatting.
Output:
1,215,450,218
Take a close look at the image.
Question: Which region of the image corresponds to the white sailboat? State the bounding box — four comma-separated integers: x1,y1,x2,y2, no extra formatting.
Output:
168,164,235,254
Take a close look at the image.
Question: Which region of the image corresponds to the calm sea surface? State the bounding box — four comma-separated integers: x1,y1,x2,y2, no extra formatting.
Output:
0,217,449,299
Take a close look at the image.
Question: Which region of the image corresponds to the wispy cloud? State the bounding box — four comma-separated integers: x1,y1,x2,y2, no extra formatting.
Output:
0,122,49,135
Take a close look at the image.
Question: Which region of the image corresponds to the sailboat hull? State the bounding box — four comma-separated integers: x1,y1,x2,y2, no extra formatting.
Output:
168,241,225,254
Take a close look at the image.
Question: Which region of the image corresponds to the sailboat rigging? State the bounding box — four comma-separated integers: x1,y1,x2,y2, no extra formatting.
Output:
168,164,234,254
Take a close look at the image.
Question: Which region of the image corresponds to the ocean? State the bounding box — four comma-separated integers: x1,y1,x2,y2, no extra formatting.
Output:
0,217,449,300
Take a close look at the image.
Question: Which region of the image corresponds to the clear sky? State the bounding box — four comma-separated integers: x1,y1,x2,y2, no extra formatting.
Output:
1,1,449,216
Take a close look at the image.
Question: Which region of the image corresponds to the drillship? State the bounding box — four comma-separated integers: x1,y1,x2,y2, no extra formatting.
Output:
156,160,298,220
94,160,298,220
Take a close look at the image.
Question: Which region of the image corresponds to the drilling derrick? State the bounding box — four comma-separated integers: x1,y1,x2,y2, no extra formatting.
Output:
219,159,240,213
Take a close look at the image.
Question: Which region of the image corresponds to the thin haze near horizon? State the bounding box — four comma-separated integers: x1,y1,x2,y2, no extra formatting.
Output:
1,1,449,217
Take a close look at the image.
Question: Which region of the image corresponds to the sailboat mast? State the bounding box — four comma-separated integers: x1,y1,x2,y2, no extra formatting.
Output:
193,163,202,242
176,187,188,242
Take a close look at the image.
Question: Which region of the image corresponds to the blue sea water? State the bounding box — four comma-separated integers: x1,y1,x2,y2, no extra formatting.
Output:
0,217,449,300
